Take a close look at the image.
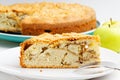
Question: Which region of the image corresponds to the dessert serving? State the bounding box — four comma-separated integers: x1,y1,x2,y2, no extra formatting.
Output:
20,33,100,68
0,2,96,35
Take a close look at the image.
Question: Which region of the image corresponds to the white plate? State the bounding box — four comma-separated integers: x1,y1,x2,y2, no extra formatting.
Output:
0,47,119,80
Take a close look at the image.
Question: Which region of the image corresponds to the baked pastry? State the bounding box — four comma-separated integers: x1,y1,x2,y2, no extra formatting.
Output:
0,2,96,35
20,33,100,68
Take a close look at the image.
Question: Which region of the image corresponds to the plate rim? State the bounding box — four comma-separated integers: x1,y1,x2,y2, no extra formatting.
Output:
0,47,119,80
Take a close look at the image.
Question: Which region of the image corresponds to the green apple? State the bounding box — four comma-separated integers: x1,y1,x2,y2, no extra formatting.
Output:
94,20,120,53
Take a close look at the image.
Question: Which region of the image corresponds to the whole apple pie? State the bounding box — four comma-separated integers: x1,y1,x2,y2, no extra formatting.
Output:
0,2,96,35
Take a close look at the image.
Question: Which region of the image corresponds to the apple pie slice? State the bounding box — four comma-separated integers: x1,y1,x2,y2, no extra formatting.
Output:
20,33,100,68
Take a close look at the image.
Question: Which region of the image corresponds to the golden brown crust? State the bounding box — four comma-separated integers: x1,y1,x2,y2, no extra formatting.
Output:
20,2,96,35
21,19,96,35
20,32,100,47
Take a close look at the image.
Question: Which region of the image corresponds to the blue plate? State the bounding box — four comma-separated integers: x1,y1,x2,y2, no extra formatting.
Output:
0,32,33,42
0,21,100,43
